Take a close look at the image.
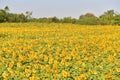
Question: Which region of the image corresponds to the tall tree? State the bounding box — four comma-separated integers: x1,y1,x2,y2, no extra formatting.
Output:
99,10,115,25
0,10,6,22
4,6,9,13
113,14,120,25
26,11,32,20
52,16,59,23
62,17,72,23
78,13,98,25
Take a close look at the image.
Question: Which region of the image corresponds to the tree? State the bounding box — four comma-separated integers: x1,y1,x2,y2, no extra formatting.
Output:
113,14,120,25
62,17,72,23
0,10,6,22
26,11,32,20
78,13,98,25
16,13,27,22
38,17,48,23
7,13,16,22
51,16,59,23
7,13,27,22
4,6,9,13
99,10,115,25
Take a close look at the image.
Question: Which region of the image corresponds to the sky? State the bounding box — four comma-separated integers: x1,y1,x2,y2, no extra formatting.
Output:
0,0,120,18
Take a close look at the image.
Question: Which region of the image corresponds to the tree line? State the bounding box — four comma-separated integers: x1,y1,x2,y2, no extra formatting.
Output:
0,6,120,25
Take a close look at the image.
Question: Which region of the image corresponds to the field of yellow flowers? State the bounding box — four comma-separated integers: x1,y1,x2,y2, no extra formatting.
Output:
0,23,120,80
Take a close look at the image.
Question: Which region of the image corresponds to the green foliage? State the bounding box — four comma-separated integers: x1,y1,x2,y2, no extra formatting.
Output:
6,13,27,22
51,16,59,23
78,13,99,25
99,10,115,25
4,6,9,13
0,6,27,23
113,14,120,25
62,17,72,23
0,10,6,22
0,6,120,25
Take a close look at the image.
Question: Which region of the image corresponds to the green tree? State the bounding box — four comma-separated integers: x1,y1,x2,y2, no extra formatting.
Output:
4,6,9,13
78,13,98,25
7,13,26,22
113,14,120,25
51,16,59,23
62,17,72,23
99,10,115,25
71,18,77,24
0,10,6,22
16,13,27,22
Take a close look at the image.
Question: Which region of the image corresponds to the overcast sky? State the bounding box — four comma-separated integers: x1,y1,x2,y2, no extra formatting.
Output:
0,0,120,18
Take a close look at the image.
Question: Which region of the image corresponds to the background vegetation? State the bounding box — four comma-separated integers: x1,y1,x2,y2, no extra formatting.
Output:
0,6,120,25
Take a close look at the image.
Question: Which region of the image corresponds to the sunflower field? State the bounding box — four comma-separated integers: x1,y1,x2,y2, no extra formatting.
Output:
0,23,120,80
